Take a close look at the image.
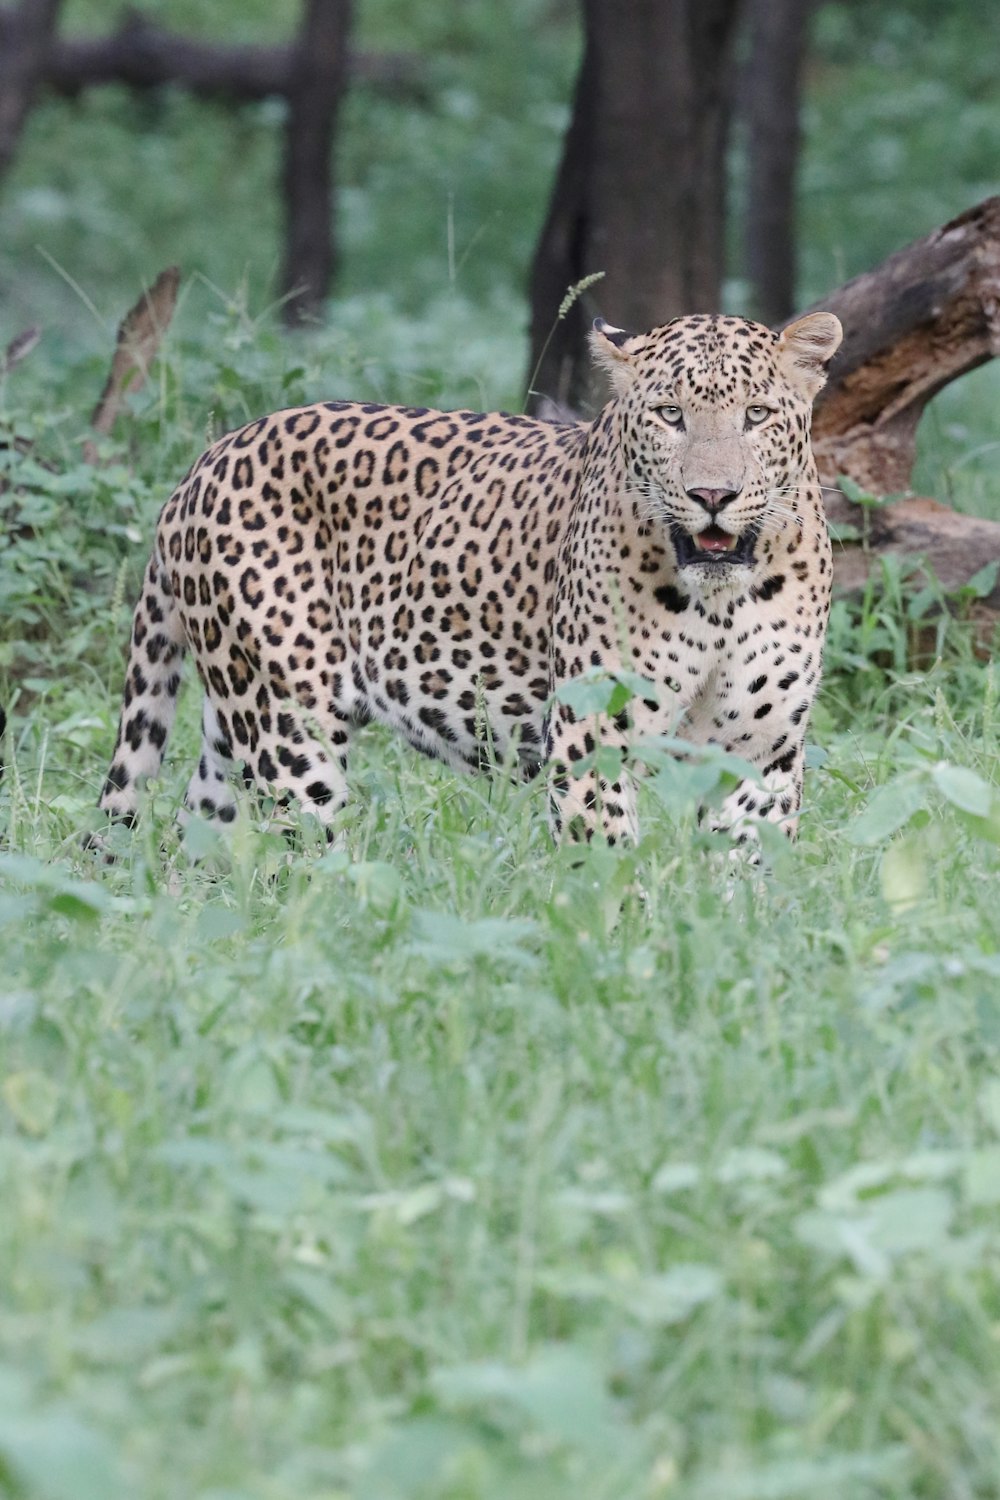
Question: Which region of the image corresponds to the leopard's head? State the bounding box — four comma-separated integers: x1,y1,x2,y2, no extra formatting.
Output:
590,311,842,582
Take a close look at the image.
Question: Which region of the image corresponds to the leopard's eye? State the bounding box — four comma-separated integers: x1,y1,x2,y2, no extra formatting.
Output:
746,404,772,426
654,404,684,426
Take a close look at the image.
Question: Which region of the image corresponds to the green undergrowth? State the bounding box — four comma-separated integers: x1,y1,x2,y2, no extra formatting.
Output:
3,322,1000,1499
3,0,1000,1492
3,651,1000,1500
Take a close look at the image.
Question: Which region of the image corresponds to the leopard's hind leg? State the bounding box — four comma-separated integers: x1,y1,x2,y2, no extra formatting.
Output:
181,695,239,826
99,547,186,824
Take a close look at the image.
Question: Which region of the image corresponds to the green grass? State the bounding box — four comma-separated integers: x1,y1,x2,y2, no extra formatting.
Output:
4,2,1000,1495
3,303,1000,1500
2,572,1000,1499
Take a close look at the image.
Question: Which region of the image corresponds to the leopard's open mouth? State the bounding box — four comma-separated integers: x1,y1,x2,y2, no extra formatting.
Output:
670,522,757,568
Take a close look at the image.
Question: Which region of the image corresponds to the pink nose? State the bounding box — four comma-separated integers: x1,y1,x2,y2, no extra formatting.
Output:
686,486,742,513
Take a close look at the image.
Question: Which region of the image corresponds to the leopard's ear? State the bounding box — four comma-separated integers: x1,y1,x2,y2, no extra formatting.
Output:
776,313,843,401
590,317,639,395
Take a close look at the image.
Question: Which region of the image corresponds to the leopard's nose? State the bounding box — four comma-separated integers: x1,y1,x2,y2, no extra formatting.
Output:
686,486,742,514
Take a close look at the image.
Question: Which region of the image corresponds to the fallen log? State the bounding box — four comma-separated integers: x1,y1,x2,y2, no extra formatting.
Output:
793,197,1000,633
829,495,1000,650
38,11,423,102
804,196,1000,497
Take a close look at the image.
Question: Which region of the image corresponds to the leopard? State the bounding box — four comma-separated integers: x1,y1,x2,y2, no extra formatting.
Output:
98,310,842,848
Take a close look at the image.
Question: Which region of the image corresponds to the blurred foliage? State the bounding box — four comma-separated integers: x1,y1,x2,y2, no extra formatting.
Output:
3,0,999,509
1,10,1000,1494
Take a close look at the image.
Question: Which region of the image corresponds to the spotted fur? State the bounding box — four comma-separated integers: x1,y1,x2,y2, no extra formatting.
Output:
99,312,842,845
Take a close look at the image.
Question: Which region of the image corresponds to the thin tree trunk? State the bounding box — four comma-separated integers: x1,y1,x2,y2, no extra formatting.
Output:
0,0,65,178
527,0,745,412
525,32,597,409
280,0,353,325
742,0,814,324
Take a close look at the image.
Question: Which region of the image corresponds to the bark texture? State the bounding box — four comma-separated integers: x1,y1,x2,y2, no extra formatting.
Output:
0,0,65,178
742,0,814,324
802,196,1000,501
527,0,745,411
796,197,1000,628
280,0,353,324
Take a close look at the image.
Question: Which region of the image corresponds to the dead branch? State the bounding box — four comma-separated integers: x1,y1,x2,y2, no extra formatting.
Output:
36,10,422,102
84,266,179,462
2,326,41,375
802,196,1000,498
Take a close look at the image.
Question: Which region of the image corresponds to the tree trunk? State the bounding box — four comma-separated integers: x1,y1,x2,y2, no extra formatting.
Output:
0,0,65,179
527,0,745,412
742,0,813,324
279,0,353,325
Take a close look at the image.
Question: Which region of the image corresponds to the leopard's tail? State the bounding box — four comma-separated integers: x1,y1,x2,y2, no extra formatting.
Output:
99,545,187,823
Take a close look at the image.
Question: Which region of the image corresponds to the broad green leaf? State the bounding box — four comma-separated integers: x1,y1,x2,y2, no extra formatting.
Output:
72,1305,181,1364
960,559,999,599
555,1186,631,1216
154,1137,234,1169
589,744,626,779
0,1407,124,1500
611,668,661,704
554,667,659,719
819,1160,896,1212
836,474,877,506
48,884,110,921
647,756,731,814
431,1345,626,1458
846,775,927,845
605,680,633,717
180,813,222,860
898,1149,963,1182
354,1416,474,1500
395,1181,445,1225
794,1209,889,1279
979,1080,1000,1136
931,762,994,817
348,860,403,915
227,1053,282,1112
880,831,926,910
281,1267,354,1330
688,1447,907,1499
409,910,537,969
0,893,34,928
715,1147,788,1183
962,1146,1000,1206
554,670,621,718
826,520,862,544
2,1069,59,1135
652,1161,702,1193
626,1264,723,1326
194,905,245,942
866,1186,954,1254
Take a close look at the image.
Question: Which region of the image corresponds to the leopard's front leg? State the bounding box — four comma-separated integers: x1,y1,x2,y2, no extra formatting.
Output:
546,698,639,846
711,738,806,851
